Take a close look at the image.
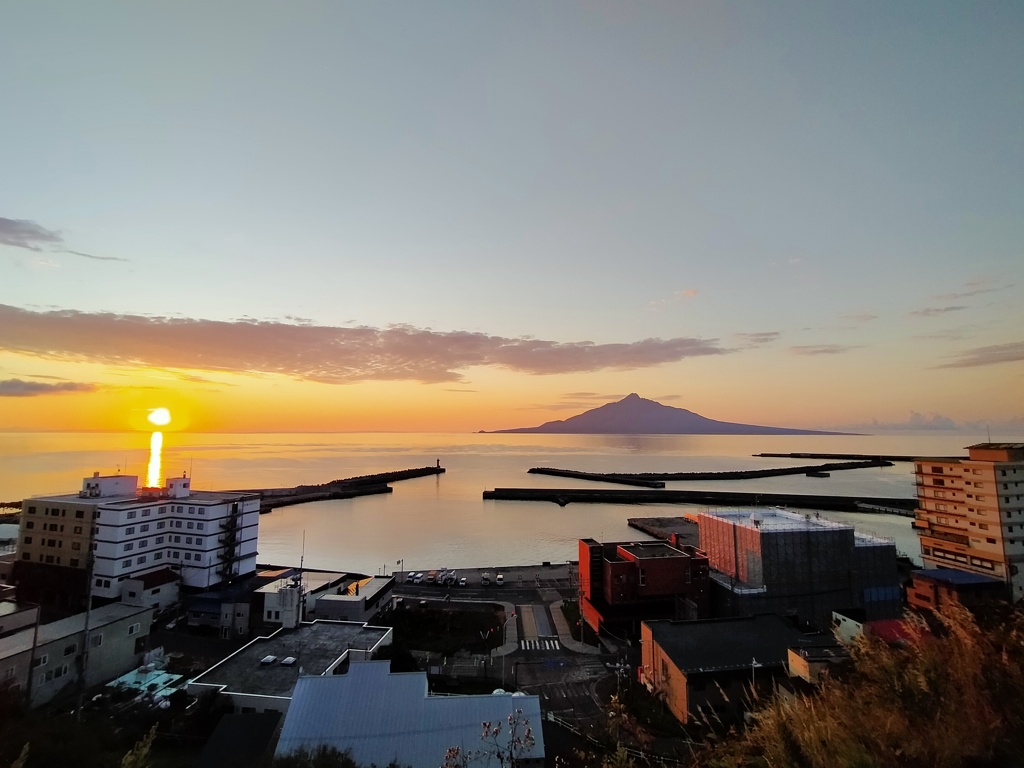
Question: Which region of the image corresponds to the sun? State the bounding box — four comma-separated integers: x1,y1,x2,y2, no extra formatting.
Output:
147,407,172,427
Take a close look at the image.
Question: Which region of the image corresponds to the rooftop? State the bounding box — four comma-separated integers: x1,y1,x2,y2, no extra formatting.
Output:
619,542,686,559
188,620,392,699
965,443,1024,450
911,568,1005,587
645,614,805,674
0,603,152,660
276,661,544,768
699,508,852,533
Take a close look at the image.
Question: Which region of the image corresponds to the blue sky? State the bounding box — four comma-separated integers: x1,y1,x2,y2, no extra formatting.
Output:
1,2,1021,432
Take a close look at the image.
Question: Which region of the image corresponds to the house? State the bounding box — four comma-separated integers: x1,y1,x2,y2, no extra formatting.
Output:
906,568,1006,613
275,660,544,768
0,603,154,707
913,443,1024,601
186,619,392,713
314,576,394,623
640,614,806,724
13,472,260,609
122,567,180,612
578,538,709,636
696,508,901,630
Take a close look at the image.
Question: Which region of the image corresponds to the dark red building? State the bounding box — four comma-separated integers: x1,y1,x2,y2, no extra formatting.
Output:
578,538,709,637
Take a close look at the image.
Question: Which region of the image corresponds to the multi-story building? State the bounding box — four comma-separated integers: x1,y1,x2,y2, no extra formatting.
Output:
0,602,154,708
14,472,260,608
696,508,900,630
578,538,710,636
913,443,1024,602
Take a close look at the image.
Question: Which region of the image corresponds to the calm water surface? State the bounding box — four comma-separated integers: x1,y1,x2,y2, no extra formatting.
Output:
3,432,1014,575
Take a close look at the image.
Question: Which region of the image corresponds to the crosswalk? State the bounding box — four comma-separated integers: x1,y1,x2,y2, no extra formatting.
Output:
520,637,561,651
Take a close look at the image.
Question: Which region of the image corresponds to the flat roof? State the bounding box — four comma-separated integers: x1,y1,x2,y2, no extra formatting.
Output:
646,614,804,674
619,542,685,559
912,568,1004,587
189,620,391,699
965,443,1024,450
0,603,152,660
256,571,349,595
699,508,852,533
28,490,257,505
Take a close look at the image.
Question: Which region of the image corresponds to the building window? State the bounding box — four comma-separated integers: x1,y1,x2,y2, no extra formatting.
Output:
128,623,140,636
23,536,32,545
140,524,150,532
140,539,148,548
126,527,135,535
155,536,164,544
157,521,166,529
187,522,194,530
127,510,137,519
159,506,167,514
986,538,997,544
638,569,646,586
142,509,151,517
137,555,147,564
75,509,84,518
32,655,48,668
154,552,163,560
172,551,179,558
124,543,134,552
196,537,204,545
980,524,989,530
72,542,81,550
27,506,35,514
122,559,133,567
25,521,34,530
90,634,103,648
63,643,76,656
188,507,195,514
197,522,204,530
73,526,82,534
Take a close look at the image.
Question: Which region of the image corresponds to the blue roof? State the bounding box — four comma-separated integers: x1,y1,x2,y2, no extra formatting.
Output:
912,568,1004,586
276,661,544,768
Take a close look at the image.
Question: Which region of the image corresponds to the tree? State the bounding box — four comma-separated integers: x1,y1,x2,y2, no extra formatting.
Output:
442,709,537,768
120,725,156,768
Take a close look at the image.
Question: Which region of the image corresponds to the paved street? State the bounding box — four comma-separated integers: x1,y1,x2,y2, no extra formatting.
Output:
394,561,614,726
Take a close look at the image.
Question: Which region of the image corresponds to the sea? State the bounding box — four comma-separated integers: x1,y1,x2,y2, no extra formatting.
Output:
2,431,1015,575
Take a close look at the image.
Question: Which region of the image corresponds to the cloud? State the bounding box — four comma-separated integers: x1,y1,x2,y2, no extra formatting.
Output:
0,305,729,384
790,344,858,355
933,280,1004,301
841,313,878,323
936,340,1024,369
910,306,967,318
913,329,972,341
0,378,98,397
62,249,128,263
0,217,62,251
676,289,699,299
838,411,960,432
0,215,126,262
735,332,780,347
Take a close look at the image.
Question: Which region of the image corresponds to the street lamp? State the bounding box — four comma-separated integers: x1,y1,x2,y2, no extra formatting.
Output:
500,612,517,688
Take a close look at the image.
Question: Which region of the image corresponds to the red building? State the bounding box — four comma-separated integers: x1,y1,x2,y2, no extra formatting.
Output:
578,538,709,636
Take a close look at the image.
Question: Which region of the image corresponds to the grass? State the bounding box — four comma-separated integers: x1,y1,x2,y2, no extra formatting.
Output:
701,603,1024,768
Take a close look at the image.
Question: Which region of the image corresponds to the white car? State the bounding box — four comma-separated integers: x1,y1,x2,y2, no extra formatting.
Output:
405,572,416,583
459,577,467,587
413,573,424,583
496,573,504,586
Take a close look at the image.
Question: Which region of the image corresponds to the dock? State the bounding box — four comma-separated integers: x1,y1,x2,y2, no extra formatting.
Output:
528,468,665,488
483,487,916,513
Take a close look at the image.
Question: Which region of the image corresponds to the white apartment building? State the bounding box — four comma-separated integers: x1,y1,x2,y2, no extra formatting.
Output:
914,443,1024,601
16,472,260,605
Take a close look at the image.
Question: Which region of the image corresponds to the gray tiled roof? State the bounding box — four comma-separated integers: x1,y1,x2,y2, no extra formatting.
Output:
276,661,544,768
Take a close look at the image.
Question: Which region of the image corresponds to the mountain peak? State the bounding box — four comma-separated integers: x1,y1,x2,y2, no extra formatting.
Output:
486,394,849,435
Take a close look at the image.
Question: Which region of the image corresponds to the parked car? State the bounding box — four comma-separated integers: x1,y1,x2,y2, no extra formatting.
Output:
496,573,504,586
481,571,491,586
445,570,457,585
413,573,424,583
459,577,467,587
405,572,416,583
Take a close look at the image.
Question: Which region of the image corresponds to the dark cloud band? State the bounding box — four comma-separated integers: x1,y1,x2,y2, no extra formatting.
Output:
0,305,727,384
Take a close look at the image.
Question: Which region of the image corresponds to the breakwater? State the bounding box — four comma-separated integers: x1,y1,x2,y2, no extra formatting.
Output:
482,487,916,512
754,452,958,463
530,459,890,484
244,466,445,512
528,468,665,488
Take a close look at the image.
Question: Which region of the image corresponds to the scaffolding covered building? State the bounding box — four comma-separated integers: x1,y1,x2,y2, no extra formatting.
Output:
696,508,900,630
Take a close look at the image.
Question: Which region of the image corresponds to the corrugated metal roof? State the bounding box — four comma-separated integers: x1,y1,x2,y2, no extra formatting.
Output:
276,661,544,768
